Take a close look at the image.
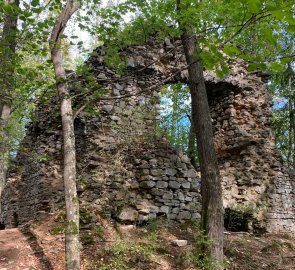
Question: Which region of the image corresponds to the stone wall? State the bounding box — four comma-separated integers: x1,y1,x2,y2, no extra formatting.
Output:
207,76,295,233
2,37,295,234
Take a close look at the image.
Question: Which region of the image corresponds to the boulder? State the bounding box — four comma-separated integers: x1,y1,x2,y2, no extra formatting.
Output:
118,208,138,222
171,239,188,247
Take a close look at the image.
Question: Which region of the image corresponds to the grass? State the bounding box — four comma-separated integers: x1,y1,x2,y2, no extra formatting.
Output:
33,214,295,270
84,230,165,270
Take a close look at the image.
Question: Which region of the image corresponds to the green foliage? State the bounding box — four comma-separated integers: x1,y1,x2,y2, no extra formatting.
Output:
0,0,56,159
83,0,295,182
99,234,161,270
92,223,104,238
67,220,79,235
33,152,53,162
54,211,66,223
158,83,193,152
81,232,96,246
80,222,105,246
80,207,93,225
50,224,66,235
269,66,295,167
261,239,294,254
94,0,294,76
185,224,224,270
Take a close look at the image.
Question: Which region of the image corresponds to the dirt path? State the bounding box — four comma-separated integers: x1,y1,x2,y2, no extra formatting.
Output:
0,227,64,270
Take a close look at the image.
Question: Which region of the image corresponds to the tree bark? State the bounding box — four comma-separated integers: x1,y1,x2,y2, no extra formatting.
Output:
0,0,19,220
292,100,295,169
50,1,80,269
286,74,295,169
287,97,293,168
187,119,198,169
171,87,178,145
176,1,224,268
182,32,224,268
287,75,295,169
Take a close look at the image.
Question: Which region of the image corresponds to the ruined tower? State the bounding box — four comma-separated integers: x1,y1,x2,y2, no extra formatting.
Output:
3,37,294,234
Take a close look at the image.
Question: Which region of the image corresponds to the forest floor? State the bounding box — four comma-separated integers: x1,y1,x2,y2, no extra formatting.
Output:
0,214,295,270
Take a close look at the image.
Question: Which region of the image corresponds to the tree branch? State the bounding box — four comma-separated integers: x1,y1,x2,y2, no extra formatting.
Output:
219,13,272,48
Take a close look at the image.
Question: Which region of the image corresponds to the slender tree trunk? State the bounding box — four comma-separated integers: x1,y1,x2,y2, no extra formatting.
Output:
287,99,293,167
0,0,19,220
0,105,11,220
289,76,295,169
292,102,295,169
286,73,295,169
182,32,224,268
177,1,224,268
187,120,198,168
50,1,80,269
171,88,178,145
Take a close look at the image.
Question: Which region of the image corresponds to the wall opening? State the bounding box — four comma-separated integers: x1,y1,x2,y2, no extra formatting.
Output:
0,221,5,230
158,83,198,167
224,208,253,232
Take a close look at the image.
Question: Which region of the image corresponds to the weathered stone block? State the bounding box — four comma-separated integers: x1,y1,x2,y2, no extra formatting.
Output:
169,181,181,189
160,206,170,214
184,169,196,178
156,181,168,189
118,208,138,222
165,168,177,176
182,182,190,189
139,181,156,189
177,211,191,220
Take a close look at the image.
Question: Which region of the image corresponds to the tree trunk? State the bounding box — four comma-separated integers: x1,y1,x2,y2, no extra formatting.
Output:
50,1,80,269
292,101,295,169
171,88,178,145
0,105,12,215
182,32,224,268
187,120,198,169
0,0,19,219
290,76,295,169
177,1,224,267
287,97,294,168
287,74,295,169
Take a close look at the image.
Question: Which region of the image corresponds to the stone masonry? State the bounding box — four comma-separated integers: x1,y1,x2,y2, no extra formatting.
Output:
2,36,295,234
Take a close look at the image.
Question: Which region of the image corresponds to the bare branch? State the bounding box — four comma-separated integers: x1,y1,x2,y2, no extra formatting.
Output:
219,13,272,48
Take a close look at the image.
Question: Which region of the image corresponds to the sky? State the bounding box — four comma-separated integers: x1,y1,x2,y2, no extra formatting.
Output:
67,0,128,65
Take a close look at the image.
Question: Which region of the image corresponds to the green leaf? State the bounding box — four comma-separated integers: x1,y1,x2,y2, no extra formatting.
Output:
223,45,241,57
31,0,40,7
200,51,216,70
247,0,260,13
271,10,286,20
248,63,259,71
221,64,230,75
2,4,15,15
280,58,292,65
248,63,267,71
286,25,295,32
263,28,276,45
216,69,224,79
269,62,283,72
265,2,278,11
